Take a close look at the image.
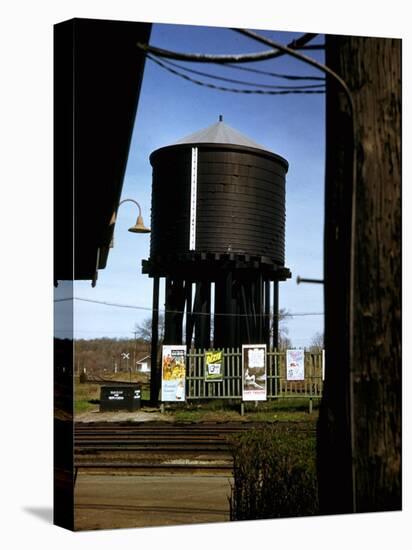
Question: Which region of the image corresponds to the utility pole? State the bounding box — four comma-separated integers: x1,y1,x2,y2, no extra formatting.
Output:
318,35,401,514
133,329,138,373
121,351,130,376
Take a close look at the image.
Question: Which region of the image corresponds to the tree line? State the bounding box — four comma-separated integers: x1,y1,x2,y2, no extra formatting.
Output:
74,312,323,373
74,337,150,374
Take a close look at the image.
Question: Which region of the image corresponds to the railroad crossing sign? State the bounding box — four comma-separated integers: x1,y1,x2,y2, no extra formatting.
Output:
121,352,130,360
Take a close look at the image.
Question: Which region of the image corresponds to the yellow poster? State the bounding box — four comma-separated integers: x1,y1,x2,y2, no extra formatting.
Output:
204,350,223,381
161,345,186,401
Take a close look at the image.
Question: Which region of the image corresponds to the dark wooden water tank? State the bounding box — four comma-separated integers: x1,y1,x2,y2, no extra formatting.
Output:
149,120,288,266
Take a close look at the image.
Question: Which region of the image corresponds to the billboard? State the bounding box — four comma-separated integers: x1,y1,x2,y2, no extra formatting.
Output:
286,349,305,381
242,344,267,401
205,350,223,382
161,345,187,402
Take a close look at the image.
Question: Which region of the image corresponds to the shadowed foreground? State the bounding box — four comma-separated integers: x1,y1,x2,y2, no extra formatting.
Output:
74,474,231,530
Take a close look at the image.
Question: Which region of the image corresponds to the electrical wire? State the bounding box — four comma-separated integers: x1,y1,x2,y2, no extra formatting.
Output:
149,55,326,90
54,296,324,319
62,331,321,345
222,62,325,81
232,28,352,103
137,32,319,64
147,55,325,95
294,44,325,50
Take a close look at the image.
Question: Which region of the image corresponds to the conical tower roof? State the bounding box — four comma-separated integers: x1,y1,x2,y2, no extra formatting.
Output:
173,116,270,153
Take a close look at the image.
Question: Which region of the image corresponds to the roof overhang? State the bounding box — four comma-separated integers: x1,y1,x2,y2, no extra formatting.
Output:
54,18,152,283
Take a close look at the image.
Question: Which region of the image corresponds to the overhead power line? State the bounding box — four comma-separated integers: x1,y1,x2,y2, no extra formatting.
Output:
147,55,325,95
55,296,324,319
149,55,326,90
232,28,352,104
222,62,325,81
137,32,320,65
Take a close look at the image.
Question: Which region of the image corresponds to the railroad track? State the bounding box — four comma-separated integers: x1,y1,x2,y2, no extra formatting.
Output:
84,375,149,387
75,422,246,469
74,421,315,473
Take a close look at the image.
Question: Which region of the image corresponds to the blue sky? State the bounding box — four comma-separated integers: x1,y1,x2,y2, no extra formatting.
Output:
62,23,326,346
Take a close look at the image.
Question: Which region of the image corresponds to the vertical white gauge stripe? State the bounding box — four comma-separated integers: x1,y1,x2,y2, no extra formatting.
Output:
189,147,198,250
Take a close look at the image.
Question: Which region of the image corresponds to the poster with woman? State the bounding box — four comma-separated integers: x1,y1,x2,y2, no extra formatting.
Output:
286,349,305,381
161,345,187,401
242,344,267,401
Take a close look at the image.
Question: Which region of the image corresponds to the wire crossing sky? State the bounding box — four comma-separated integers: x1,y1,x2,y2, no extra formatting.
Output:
56,23,326,346
146,54,326,93
55,296,324,318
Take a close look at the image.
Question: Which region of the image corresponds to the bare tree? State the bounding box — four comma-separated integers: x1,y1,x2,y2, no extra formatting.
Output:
278,334,292,351
309,331,324,352
134,314,165,343
271,308,292,349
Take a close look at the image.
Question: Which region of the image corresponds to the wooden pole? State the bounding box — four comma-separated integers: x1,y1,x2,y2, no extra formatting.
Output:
150,276,160,405
194,281,211,349
214,277,224,348
225,271,235,347
163,278,185,344
264,280,271,349
241,282,251,344
318,35,401,514
272,281,279,349
185,281,193,349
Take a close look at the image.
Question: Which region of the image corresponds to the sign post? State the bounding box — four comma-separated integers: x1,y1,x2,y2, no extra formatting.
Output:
121,352,130,373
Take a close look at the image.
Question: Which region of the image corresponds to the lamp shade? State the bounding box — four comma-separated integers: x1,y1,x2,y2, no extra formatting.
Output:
128,214,150,233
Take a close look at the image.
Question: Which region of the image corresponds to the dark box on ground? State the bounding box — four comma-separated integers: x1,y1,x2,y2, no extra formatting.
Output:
100,386,141,412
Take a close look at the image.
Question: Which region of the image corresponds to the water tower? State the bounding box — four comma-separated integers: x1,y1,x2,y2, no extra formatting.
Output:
142,117,290,356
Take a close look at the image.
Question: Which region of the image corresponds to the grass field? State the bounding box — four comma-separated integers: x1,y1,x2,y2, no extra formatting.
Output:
74,374,320,421
74,372,150,414
75,381,101,414
167,398,319,423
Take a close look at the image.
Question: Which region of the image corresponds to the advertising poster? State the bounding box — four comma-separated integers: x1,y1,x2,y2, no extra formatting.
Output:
286,349,305,381
161,345,187,402
204,350,223,382
242,344,267,401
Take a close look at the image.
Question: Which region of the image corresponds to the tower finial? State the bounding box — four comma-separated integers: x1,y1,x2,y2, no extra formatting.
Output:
219,114,223,122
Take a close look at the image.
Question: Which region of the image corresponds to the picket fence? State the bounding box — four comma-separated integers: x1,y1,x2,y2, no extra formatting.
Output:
185,348,323,409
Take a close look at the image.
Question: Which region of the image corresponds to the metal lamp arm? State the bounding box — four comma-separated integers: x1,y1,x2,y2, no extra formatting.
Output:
118,198,143,217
